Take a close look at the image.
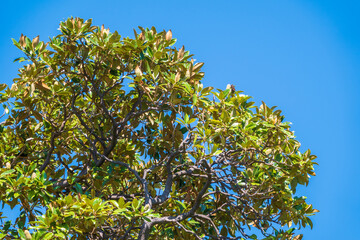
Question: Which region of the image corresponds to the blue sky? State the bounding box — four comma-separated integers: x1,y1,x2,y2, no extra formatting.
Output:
1,1,359,239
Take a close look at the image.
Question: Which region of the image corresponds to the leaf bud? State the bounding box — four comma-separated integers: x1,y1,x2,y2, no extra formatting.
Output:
135,66,142,76
19,34,26,48
32,35,39,48
143,204,150,212
175,72,180,82
165,30,172,41
5,162,11,169
178,46,185,59
138,32,144,41
24,230,32,239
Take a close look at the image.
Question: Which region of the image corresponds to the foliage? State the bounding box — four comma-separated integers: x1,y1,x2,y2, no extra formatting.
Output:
0,17,318,240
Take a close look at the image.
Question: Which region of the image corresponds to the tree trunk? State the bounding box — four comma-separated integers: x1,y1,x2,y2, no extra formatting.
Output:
137,222,152,240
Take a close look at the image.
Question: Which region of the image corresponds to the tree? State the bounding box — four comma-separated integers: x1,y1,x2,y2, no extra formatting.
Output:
0,17,318,240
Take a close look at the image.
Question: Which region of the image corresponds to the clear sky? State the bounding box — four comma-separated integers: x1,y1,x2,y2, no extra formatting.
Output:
1,1,359,239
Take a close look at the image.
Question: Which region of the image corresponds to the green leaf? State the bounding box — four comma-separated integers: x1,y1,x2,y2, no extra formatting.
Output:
13,57,26,63
184,114,189,124
0,169,15,178
43,232,54,240
74,183,83,193
12,38,22,49
249,234,257,239
132,198,139,210
18,229,26,239
3,220,11,231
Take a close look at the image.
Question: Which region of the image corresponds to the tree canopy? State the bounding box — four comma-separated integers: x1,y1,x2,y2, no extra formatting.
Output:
0,17,318,240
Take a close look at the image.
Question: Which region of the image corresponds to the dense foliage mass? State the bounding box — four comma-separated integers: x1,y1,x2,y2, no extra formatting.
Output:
0,18,318,240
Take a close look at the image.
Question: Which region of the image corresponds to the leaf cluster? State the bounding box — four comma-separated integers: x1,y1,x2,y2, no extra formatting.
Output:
0,17,317,240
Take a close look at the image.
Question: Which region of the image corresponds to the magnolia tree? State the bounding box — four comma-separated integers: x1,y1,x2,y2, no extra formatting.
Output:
0,18,317,240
